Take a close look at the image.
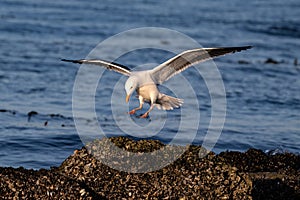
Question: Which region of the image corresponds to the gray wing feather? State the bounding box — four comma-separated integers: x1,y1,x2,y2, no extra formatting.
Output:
62,59,131,76
150,46,252,84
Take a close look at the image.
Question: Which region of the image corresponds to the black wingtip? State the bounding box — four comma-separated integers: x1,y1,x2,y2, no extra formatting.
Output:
61,59,72,62
232,45,253,53
235,45,253,51
61,59,82,64
243,45,253,50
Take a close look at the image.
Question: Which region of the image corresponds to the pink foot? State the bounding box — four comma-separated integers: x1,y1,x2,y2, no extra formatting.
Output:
128,110,136,115
139,113,149,118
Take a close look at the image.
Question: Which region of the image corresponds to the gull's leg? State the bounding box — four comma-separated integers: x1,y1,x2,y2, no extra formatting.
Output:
139,85,159,118
128,96,144,115
140,95,156,118
140,104,155,118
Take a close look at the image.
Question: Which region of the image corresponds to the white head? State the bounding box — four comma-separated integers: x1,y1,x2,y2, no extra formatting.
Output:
124,76,138,103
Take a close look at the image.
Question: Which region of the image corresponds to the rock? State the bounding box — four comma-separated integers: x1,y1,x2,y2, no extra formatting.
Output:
218,149,300,200
1,136,299,199
57,137,252,199
294,58,298,66
238,60,251,64
264,58,281,64
27,111,38,122
0,167,102,199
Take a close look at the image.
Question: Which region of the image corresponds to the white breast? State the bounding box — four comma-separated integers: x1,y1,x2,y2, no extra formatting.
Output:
137,84,159,102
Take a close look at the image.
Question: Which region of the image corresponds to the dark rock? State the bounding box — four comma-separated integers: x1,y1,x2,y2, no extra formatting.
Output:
27,111,38,122
294,58,298,66
28,111,38,116
1,136,299,199
0,109,16,115
238,60,251,64
57,137,252,199
0,167,103,199
264,58,282,64
218,149,300,200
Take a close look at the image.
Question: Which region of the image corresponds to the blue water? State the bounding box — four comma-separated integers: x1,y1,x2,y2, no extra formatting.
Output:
0,0,299,169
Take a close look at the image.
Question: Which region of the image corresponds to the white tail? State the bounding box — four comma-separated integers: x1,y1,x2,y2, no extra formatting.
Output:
156,94,184,110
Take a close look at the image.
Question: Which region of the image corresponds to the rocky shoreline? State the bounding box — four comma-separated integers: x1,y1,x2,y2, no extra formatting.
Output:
0,136,299,199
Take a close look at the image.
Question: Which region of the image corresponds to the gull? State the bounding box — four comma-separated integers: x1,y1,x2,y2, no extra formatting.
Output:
62,46,252,118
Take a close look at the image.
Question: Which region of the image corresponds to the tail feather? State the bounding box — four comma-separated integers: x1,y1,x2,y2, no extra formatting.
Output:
156,94,183,110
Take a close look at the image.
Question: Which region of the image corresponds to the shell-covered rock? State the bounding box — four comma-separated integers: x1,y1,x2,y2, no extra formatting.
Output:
57,137,252,199
1,136,299,199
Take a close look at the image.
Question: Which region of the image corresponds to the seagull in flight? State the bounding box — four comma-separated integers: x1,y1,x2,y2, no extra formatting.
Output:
62,46,252,118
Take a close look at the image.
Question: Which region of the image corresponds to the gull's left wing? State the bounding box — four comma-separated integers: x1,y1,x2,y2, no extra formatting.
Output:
150,46,252,84
62,59,131,76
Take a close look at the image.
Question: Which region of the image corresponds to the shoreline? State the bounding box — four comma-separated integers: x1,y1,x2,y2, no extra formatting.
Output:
1,136,299,199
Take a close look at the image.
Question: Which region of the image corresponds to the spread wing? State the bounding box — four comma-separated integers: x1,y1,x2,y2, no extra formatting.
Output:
61,59,131,76
150,46,252,84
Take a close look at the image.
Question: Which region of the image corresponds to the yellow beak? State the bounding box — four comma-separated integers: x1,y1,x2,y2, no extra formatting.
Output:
125,94,130,103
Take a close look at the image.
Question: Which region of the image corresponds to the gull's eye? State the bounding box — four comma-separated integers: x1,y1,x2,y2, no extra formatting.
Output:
130,86,133,89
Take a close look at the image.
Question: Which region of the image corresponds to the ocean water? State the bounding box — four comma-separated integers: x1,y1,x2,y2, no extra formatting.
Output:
0,0,299,169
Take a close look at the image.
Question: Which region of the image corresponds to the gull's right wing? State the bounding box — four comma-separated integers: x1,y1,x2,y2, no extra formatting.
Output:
62,59,131,76
150,46,252,84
